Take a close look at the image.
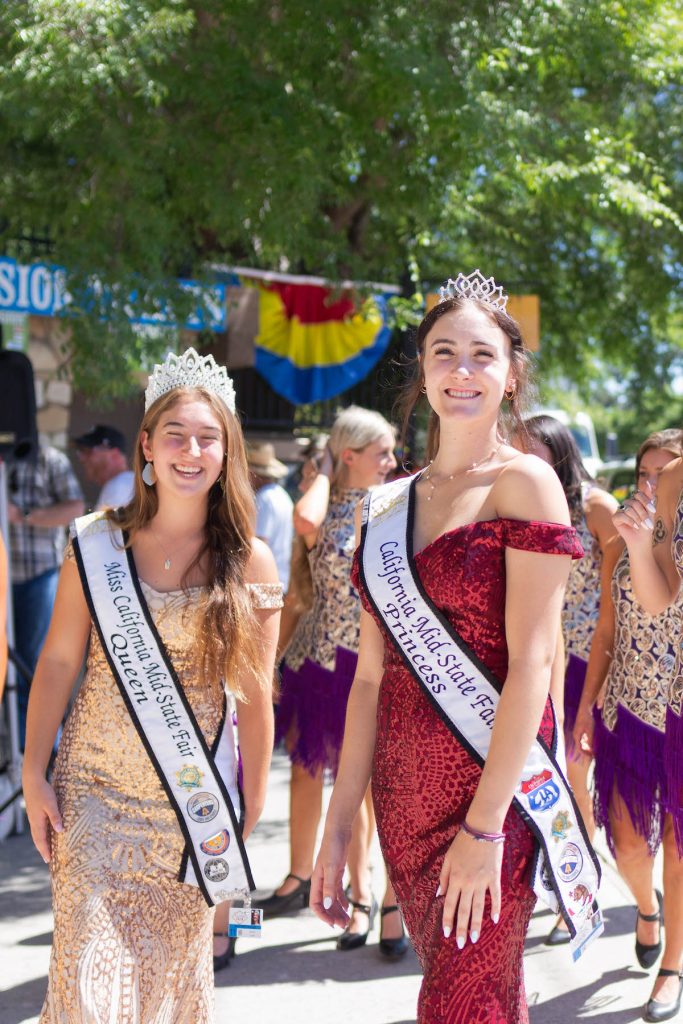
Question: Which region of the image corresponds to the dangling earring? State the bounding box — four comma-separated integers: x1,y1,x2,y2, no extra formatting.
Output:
504,386,516,401
216,474,225,494
142,461,156,486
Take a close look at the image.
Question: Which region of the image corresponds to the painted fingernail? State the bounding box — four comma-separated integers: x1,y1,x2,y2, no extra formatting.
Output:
323,896,332,910
456,935,465,949
470,930,479,943
644,517,654,530
435,884,442,898
443,925,451,939
54,823,63,833
647,501,656,514
492,912,499,924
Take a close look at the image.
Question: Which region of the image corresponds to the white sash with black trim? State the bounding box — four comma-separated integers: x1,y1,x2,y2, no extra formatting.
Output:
71,511,254,907
359,475,603,961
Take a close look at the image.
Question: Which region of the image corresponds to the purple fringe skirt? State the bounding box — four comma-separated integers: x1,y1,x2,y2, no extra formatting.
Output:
276,645,358,779
594,704,683,858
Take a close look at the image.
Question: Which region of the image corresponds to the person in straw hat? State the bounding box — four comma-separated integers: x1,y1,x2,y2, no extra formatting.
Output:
247,442,294,592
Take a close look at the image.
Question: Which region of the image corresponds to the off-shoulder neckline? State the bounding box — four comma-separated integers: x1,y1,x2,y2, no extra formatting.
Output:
415,517,574,559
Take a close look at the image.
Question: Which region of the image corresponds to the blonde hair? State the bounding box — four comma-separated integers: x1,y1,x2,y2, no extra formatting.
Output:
109,387,264,700
328,405,394,489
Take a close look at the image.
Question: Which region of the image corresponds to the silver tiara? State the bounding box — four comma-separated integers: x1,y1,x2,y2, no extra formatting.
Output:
144,347,236,414
438,269,508,312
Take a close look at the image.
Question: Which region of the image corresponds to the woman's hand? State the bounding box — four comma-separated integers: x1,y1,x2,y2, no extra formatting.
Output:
572,704,596,757
310,824,352,929
23,772,62,863
613,483,655,547
439,829,503,947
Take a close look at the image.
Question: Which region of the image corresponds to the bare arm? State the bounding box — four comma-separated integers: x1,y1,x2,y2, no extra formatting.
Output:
8,499,84,528
549,627,565,728
22,558,92,861
237,538,280,839
584,486,620,553
292,449,333,545
572,536,623,755
614,461,683,614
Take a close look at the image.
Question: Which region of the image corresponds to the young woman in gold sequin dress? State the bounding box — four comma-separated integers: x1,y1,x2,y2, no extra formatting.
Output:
611,450,683,1022
22,357,282,1024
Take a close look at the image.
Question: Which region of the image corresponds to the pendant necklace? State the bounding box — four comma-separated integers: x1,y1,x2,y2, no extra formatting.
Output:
423,442,503,502
148,528,200,571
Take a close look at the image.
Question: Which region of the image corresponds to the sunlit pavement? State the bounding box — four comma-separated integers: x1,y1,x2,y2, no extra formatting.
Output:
1,749,671,1024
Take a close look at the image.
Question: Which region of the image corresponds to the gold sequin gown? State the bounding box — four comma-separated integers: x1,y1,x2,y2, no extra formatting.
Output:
41,547,282,1024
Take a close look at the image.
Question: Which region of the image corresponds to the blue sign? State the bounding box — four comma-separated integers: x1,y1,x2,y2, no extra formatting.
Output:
0,256,226,332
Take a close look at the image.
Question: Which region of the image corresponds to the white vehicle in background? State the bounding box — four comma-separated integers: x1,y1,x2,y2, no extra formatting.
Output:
532,408,603,480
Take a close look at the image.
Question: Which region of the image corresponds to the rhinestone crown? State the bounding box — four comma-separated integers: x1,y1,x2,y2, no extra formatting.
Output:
144,347,236,414
438,269,508,312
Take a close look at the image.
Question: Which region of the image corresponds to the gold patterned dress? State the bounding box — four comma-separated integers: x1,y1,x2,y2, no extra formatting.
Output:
41,547,282,1024
275,487,366,777
594,515,683,857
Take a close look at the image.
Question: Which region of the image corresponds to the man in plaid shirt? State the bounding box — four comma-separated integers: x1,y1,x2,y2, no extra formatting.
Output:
8,444,84,746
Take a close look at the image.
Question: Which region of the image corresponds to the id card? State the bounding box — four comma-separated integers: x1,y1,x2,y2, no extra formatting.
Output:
228,906,263,939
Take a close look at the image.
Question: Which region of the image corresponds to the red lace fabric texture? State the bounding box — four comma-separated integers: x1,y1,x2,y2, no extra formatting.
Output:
352,517,582,1024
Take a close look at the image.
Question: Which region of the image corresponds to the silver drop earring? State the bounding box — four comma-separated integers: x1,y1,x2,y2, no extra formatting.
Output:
142,461,156,486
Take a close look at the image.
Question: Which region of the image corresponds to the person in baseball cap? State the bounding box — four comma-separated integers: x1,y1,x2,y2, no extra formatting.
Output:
73,425,134,511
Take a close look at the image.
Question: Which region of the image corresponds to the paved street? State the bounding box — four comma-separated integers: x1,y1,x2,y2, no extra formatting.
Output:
0,749,674,1024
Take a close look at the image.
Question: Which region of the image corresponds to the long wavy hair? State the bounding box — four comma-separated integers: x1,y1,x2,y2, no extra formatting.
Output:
109,386,263,700
521,414,591,525
399,296,532,463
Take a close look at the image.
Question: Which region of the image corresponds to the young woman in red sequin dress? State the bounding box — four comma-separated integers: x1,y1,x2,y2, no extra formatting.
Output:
311,276,583,1024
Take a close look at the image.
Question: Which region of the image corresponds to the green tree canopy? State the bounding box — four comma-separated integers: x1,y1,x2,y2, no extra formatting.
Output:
0,0,681,399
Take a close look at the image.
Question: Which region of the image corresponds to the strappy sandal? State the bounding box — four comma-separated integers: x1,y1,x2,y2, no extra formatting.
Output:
636,889,664,969
644,968,683,1022
378,904,410,960
336,895,378,951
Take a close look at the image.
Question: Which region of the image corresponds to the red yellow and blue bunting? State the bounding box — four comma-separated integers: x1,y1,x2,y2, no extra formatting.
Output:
244,279,393,406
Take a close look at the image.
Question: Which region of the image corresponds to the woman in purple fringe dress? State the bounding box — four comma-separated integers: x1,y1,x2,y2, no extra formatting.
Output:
258,406,407,954
576,429,683,1023
515,416,617,945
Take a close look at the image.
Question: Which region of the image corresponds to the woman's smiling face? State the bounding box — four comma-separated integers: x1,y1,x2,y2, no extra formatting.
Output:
421,302,515,429
141,396,225,498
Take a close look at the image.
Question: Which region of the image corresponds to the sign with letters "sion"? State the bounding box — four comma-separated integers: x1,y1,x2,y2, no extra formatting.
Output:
0,255,226,332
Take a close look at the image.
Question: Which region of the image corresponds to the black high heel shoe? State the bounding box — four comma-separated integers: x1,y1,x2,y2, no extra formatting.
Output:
378,905,410,960
644,969,683,1022
636,889,663,969
252,873,311,917
337,896,378,951
213,934,236,973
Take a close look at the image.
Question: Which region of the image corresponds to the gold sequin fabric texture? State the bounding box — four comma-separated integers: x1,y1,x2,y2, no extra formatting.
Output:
41,548,282,1024
562,501,600,662
284,488,366,671
601,545,680,732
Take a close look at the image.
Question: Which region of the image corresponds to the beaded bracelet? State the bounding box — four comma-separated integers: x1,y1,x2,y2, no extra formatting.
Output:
461,820,506,845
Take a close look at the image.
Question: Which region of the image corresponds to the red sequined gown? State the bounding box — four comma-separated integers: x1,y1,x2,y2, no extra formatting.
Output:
352,518,582,1024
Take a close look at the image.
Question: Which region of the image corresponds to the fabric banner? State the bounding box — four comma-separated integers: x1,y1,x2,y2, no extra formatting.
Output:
243,277,393,405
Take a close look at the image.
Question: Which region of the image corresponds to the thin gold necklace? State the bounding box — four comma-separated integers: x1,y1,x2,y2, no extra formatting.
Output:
424,442,503,502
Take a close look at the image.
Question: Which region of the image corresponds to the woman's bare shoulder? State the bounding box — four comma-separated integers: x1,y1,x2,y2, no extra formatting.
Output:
494,451,570,525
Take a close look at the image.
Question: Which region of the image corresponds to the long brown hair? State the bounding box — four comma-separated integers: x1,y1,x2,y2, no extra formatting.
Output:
635,428,683,480
109,386,263,700
400,296,532,463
